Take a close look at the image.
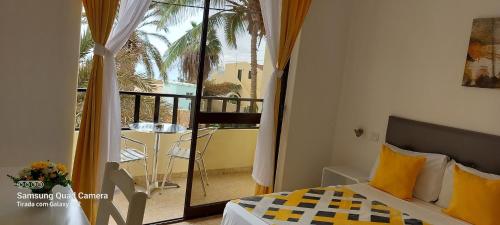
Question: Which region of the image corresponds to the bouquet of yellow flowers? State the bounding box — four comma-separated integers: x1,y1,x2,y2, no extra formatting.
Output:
7,161,71,194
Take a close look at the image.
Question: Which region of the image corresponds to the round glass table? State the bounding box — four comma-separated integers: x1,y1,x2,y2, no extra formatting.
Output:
128,122,187,193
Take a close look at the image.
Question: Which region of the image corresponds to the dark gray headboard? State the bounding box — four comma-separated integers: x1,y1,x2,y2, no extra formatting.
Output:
386,116,500,175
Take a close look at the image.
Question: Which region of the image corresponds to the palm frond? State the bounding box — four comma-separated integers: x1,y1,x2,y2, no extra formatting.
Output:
118,72,154,92
163,17,223,83
153,0,201,28
79,28,94,59
140,49,155,79
144,41,166,78
137,30,170,45
203,81,241,96
223,10,247,48
152,0,227,29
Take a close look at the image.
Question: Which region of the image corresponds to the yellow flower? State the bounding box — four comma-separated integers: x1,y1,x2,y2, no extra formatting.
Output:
31,161,49,170
56,163,67,174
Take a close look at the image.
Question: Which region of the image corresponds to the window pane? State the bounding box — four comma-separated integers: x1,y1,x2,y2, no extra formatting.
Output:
190,124,256,206
190,3,269,206
200,7,271,114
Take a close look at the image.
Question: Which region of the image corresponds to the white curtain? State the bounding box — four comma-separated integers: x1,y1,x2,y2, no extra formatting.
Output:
252,0,283,187
97,0,152,185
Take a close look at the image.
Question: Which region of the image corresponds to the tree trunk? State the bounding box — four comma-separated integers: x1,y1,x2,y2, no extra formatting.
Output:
250,24,258,112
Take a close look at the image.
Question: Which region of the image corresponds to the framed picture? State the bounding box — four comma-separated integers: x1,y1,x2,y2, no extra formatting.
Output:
462,18,500,88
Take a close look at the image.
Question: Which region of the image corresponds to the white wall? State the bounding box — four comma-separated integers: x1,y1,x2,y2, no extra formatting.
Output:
0,0,81,167
276,0,352,191
331,0,500,174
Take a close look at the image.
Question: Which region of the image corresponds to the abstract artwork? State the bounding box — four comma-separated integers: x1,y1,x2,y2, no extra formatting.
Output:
463,18,500,88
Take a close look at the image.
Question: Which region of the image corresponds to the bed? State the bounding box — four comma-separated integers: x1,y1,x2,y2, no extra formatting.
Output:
222,116,500,225
223,183,469,225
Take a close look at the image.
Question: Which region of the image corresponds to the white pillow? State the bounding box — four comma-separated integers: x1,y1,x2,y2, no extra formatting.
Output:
370,144,449,202
435,160,500,208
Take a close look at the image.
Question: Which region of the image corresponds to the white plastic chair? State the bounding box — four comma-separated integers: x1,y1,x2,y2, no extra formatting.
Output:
120,135,149,196
96,162,148,225
161,127,217,196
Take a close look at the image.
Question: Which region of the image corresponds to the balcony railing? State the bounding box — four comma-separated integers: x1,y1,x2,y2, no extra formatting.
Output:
75,88,264,130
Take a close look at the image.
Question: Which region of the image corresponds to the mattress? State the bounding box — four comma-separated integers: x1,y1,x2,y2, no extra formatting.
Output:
222,183,470,225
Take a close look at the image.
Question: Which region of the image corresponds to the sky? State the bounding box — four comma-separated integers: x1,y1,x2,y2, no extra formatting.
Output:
139,9,267,81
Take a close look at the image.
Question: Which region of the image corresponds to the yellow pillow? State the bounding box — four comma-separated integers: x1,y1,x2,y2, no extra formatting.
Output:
443,166,500,225
369,145,426,199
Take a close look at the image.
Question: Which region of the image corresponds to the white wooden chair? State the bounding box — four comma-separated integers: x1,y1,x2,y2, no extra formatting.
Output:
96,162,148,225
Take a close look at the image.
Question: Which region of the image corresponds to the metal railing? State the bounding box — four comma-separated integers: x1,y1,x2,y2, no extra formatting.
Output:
75,88,263,130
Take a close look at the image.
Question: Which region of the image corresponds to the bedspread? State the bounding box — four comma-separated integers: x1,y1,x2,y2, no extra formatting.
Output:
231,186,431,225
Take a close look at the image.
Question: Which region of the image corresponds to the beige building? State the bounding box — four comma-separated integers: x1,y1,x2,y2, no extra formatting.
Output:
209,63,263,99
209,49,273,99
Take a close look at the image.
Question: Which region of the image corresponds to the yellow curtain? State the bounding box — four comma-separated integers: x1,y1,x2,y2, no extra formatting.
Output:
72,0,119,224
255,0,312,195
277,0,312,70
255,184,273,195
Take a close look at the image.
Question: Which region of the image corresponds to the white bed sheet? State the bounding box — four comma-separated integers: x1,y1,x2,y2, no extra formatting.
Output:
222,183,470,225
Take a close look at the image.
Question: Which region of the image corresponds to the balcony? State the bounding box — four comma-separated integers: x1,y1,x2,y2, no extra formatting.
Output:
74,89,263,223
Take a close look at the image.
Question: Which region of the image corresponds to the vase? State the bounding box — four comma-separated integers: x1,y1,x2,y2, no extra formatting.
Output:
30,189,53,207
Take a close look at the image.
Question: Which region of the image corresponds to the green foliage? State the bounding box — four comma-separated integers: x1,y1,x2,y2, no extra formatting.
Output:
159,0,265,98
79,29,94,59
150,0,226,29
76,8,170,128
78,7,168,90
163,19,222,83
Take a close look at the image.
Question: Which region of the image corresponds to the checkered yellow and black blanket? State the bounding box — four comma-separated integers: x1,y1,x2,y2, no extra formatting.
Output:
232,186,431,225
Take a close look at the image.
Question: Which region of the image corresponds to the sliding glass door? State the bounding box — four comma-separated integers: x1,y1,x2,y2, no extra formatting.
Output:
183,0,270,218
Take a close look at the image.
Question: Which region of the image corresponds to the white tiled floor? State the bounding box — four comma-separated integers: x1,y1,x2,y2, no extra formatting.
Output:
111,171,254,224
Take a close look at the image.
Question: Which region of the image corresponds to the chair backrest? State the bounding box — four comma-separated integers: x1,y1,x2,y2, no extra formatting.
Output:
196,127,217,157
173,127,218,157
96,162,147,225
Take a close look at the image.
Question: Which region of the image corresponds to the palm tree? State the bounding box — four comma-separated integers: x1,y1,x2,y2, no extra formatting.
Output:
223,0,264,102
78,10,168,90
77,9,170,127
158,0,265,103
129,9,170,80
163,20,223,83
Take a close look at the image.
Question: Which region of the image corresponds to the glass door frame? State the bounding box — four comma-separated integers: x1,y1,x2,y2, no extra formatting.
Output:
180,0,290,220
183,0,221,218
